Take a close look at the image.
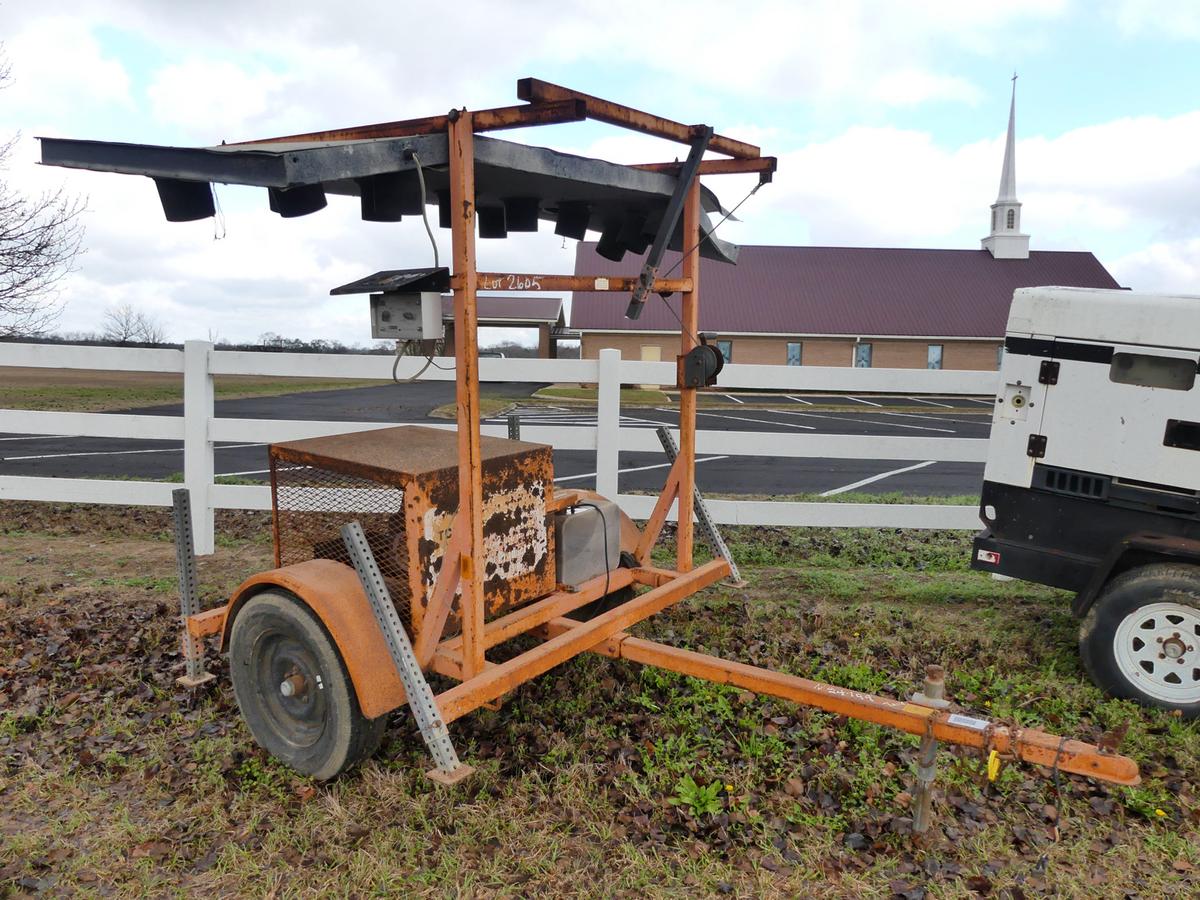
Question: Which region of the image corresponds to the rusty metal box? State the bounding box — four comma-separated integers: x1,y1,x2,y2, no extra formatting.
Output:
268,425,554,636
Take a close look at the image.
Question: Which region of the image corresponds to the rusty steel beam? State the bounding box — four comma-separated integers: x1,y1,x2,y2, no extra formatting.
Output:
632,157,778,178
676,180,702,572
435,558,730,723
440,567,638,655
412,512,467,668
538,622,1141,787
229,99,588,146
634,455,683,564
517,78,760,160
462,273,693,293
186,607,225,641
448,111,487,682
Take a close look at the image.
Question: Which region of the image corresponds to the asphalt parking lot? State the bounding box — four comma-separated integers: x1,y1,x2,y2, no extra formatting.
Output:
0,384,991,498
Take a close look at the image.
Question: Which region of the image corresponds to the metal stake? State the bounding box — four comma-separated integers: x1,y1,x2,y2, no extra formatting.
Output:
171,488,214,688
341,520,474,785
656,426,745,586
911,664,950,834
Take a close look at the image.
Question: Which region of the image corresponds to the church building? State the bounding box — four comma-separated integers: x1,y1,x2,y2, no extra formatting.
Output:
570,84,1120,371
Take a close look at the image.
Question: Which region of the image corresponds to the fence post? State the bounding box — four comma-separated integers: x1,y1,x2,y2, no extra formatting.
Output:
183,340,215,555
596,348,621,499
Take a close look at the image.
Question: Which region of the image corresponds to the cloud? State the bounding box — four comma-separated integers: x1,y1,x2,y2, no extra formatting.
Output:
1109,239,1200,294
3,1,1196,345
741,109,1200,272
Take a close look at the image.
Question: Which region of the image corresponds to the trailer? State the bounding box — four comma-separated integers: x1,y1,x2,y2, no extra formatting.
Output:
973,286,1200,717
40,81,1137,815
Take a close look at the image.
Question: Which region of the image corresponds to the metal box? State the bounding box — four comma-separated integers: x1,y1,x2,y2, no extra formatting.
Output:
554,499,620,588
269,425,554,636
369,291,444,340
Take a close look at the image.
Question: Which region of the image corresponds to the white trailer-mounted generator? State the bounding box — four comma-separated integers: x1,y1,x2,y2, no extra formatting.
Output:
973,286,1200,716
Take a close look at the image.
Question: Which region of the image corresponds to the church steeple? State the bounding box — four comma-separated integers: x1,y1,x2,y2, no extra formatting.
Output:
982,74,1030,259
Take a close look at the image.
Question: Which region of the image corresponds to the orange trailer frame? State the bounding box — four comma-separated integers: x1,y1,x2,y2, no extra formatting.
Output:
184,79,1138,791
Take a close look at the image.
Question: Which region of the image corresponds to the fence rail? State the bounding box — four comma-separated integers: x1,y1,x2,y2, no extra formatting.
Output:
0,341,996,554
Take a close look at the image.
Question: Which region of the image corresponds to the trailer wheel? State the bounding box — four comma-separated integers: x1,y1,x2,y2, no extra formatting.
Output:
229,590,387,780
1080,564,1200,718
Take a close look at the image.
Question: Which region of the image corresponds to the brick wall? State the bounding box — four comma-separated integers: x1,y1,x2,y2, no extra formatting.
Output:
581,333,1002,371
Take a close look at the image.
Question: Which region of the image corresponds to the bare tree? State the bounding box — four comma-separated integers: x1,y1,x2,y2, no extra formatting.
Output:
0,48,86,337
101,303,166,344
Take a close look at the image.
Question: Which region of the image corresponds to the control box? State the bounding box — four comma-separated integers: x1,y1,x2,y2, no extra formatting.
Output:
370,291,444,340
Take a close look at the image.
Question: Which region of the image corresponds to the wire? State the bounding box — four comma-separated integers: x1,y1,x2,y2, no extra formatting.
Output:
661,179,763,282
411,152,438,269
389,152,453,380
570,501,611,601
650,178,765,349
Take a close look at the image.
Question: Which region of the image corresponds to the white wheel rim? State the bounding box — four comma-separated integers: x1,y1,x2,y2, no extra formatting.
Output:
1113,599,1200,704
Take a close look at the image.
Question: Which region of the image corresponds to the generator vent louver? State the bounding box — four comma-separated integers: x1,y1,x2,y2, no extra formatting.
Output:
1037,466,1109,501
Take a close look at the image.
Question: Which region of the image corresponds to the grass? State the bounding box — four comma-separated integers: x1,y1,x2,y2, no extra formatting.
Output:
0,368,387,412
0,503,1197,897
428,396,522,419
534,385,674,405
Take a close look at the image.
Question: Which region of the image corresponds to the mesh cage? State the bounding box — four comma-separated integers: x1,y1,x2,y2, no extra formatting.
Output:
271,458,413,629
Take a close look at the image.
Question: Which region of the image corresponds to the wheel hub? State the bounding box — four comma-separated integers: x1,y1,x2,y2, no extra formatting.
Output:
253,633,328,750
1114,601,1200,704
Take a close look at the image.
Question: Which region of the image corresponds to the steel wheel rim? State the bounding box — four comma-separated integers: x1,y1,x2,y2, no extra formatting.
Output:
252,630,328,750
1113,599,1200,704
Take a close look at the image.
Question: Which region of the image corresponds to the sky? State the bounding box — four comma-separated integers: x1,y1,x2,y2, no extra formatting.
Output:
2,0,1199,346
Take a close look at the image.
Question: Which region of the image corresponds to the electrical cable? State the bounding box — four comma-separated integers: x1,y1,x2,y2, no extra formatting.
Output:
411,152,438,269
570,501,611,602
390,152,453,382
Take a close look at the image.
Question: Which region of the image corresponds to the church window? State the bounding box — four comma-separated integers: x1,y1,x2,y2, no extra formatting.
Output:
1006,208,1015,229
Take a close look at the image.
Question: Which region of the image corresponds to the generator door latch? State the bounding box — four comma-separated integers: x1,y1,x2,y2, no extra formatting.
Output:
1027,434,1048,458
1038,360,1060,385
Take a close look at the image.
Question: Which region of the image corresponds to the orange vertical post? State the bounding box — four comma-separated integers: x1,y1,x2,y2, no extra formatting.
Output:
448,110,486,679
676,180,701,571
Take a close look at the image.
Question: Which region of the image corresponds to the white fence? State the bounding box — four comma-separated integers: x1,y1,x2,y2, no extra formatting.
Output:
0,341,997,554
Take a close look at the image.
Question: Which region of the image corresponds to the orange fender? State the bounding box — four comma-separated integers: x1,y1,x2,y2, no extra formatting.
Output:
222,559,407,720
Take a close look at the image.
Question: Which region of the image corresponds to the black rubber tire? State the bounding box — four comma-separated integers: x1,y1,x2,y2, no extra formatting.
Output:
229,591,387,780
1079,563,1200,719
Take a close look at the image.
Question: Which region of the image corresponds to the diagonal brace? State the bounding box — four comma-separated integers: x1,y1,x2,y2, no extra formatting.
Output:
655,427,744,585
625,127,713,320
341,521,473,785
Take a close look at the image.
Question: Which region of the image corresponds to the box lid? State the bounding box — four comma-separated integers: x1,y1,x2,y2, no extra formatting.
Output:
270,425,550,484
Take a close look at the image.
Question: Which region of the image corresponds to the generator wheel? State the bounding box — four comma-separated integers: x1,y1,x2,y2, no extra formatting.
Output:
229,590,387,780
1080,564,1200,718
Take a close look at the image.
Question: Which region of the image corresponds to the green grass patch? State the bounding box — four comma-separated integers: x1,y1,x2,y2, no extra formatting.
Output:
533,385,673,405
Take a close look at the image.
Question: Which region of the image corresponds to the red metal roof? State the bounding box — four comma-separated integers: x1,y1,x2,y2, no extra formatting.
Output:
569,244,1120,338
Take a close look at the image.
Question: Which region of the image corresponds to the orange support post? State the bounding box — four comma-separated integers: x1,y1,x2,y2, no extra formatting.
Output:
676,179,702,572
448,111,486,681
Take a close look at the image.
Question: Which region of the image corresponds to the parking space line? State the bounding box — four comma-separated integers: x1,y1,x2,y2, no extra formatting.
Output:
3,442,263,462
723,394,744,404
769,408,955,433
820,460,937,496
845,396,882,407
554,455,729,484
907,397,953,409
785,395,813,405
660,407,817,431
0,434,83,442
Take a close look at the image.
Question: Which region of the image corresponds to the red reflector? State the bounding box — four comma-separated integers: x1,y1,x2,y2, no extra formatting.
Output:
976,549,1001,565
